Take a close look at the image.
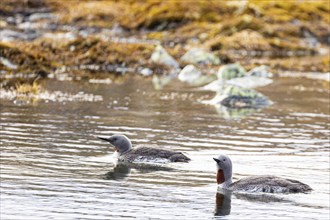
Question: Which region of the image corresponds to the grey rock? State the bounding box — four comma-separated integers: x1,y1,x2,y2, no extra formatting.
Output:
181,48,220,65
217,63,246,80
248,65,273,78
178,65,202,83
208,85,272,108
150,45,179,69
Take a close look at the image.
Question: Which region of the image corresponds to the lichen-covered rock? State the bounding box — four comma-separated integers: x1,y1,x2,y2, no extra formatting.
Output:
220,94,270,108
151,45,179,69
217,63,246,80
178,65,201,83
178,65,217,86
248,65,273,78
180,48,220,65
209,85,272,108
201,63,247,91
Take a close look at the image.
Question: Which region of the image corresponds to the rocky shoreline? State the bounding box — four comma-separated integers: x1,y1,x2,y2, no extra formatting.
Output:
1,0,329,91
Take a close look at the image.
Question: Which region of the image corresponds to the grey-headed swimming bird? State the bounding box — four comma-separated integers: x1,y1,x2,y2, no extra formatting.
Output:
99,135,190,163
213,154,312,193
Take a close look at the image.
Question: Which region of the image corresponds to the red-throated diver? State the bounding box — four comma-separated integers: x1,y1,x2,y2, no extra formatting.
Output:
99,135,190,163
213,154,312,193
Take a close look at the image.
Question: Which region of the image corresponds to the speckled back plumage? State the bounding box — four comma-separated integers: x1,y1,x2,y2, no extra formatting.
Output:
119,146,190,163
229,175,312,193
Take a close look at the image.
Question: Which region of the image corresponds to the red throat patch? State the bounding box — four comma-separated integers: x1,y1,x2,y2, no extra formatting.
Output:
217,170,225,184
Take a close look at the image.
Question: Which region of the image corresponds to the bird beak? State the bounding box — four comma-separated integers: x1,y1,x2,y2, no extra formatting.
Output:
98,137,118,151
98,137,111,142
213,158,220,163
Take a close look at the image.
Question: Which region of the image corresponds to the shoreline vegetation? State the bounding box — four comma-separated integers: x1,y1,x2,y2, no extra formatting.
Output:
0,0,329,94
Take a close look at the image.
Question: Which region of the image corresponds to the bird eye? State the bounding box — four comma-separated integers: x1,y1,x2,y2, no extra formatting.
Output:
223,159,226,161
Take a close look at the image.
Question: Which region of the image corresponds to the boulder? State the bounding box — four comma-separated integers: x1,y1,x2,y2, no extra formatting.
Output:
217,63,246,80
178,65,202,83
178,65,217,86
209,85,272,108
150,45,179,69
180,48,220,65
248,65,273,78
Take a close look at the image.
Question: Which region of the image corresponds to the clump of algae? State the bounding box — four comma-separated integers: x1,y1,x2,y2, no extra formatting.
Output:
1,36,174,88
62,37,155,66
51,0,234,29
0,42,52,73
15,81,42,95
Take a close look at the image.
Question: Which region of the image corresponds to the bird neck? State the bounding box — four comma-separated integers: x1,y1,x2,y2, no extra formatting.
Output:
120,147,132,155
217,169,232,188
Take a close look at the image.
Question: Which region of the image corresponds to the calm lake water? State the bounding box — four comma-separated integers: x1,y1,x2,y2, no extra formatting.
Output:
1,76,329,219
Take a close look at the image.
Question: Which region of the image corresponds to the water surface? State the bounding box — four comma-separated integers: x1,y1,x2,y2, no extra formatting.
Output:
1,76,329,219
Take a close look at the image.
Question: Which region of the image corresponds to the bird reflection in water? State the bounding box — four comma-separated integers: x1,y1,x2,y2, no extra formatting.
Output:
214,188,293,217
103,162,174,181
214,189,232,216
104,163,131,180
